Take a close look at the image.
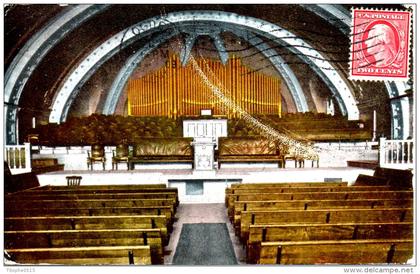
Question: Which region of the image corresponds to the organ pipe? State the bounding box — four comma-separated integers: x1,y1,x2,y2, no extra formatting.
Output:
127,54,282,118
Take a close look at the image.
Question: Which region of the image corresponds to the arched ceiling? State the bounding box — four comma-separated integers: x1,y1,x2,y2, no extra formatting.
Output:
4,4,411,144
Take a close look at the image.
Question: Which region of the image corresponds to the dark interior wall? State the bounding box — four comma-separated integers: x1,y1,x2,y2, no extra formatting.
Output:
4,4,64,69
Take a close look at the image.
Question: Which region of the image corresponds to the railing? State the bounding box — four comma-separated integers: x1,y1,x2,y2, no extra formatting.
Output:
5,143,32,174
379,138,414,170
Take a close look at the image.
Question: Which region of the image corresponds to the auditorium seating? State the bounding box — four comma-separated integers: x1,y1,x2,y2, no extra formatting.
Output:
228,113,371,141
4,184,179,265
225,180,413,264
31,112,371,147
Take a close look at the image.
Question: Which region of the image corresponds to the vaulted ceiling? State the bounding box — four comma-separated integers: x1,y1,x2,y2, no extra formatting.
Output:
4,4,412,144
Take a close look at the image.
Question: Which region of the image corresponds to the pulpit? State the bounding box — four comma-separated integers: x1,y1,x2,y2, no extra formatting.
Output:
192,138,216,170
183,119,227,171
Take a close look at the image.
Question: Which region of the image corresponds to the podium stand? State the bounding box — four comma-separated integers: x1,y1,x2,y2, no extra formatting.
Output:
192,138,216,170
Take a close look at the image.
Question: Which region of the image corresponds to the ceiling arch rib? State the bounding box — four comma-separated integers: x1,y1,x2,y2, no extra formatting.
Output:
4,5,109,144
51,10,359,123
104,23,308,115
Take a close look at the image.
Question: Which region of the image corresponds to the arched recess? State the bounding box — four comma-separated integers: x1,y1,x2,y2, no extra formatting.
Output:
49,11,359,125
103,23,308,115
4,8,365,145
4,5,109,144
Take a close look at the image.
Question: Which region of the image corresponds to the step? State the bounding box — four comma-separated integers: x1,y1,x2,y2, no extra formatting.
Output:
347,160,378,169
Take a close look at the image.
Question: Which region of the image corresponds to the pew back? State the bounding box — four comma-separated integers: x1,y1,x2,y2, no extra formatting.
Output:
259,239,413,264
5,245,152,265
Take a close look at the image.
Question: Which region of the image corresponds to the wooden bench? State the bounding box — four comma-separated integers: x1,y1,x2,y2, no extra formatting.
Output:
21,186,177,196
5,198,177,213
229,182,348,189
217,137,283,168
226,190,413,213
239,208,413,242
374,167,413,189
128,138,193,170
5,228,164,264
6,192,179,211
229,185,391,195
226,182,349,205
226,185,393,211
21,187,178,195
232,198,413,224
6,192,178,201
354,174,390,186
5,245,152,265
5,206,174,228
28,184,168,191
247,222,413,264
258,239,413,264
5,215,169,244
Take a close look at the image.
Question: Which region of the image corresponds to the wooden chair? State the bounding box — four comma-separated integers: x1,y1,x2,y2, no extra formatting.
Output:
112,144,129,170
87,144,106,170
65,176,82,187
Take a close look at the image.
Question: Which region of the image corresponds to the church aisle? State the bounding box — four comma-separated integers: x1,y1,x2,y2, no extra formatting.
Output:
172,223,237,265
164,203,246,264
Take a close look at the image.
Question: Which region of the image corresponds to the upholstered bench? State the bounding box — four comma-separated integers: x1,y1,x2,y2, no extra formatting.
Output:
217,137,283,169
128,138,193,170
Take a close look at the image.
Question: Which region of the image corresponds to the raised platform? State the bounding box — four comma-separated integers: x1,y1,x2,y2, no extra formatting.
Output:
347,160,379,169
37,166,374,203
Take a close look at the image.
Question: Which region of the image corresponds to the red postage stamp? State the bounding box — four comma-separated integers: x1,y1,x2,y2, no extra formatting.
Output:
350,9,411,81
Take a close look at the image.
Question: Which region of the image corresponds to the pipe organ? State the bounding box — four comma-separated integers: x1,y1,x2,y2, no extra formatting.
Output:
127,54,282,118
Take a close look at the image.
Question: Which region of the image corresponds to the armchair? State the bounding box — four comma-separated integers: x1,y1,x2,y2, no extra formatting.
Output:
112,144,129,170
87,144,106,170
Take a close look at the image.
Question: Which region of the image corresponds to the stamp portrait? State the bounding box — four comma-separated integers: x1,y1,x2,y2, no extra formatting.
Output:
350,9,411,81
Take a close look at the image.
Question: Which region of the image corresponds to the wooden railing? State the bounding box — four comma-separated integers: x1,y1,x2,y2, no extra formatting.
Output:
379,138,414,170
5,143,31,174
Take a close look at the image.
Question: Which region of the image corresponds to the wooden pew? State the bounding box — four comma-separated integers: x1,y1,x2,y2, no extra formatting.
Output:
6,192,178,201
28,184,168,191
374,167,413,189
20,187,178,195
354,174,390,186
5,206,174,228
226,182,349,205
229,185,392,195
247,222,413,264
5,228,164,264
258,239,413,264
15,186,179,205
5,245,152,265
226,190,413,213
232,199,413,224
227,185,404,220
226,185,393,205
228,182,348,190
239,208,413,242
5,198,177,213
5,215,169,244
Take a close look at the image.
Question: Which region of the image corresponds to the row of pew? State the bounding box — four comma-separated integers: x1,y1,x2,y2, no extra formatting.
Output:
4,183,179,265
225,181,413,264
